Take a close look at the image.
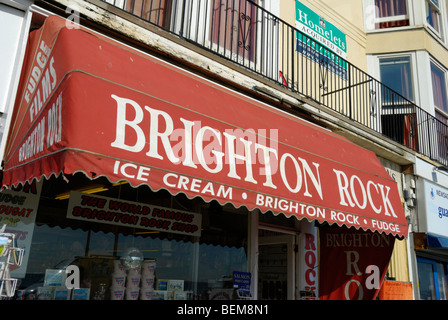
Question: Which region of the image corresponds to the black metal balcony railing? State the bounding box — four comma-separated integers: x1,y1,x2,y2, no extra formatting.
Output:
102,0,448,166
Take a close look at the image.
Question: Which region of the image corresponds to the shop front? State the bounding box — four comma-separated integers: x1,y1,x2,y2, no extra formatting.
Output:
0,15,408,300
414,179,448,300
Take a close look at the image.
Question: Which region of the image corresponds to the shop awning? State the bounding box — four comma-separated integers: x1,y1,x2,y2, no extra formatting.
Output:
1,16,408,238
427,233,448,249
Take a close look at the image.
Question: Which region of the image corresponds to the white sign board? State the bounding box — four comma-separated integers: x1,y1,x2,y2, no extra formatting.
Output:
421,180,448,238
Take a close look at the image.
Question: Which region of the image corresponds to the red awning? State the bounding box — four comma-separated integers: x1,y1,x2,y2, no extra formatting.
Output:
2,16,408,238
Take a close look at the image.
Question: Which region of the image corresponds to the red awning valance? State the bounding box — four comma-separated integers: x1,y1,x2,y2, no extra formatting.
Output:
2,16,408,238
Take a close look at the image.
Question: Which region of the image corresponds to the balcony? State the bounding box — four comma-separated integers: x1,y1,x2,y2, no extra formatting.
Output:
101,0,448,166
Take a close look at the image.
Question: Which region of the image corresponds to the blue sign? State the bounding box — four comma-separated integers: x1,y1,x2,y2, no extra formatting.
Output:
232,271,251,290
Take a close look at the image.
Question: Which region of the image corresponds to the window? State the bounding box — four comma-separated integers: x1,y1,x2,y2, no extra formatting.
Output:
374,0,409,29
426,0,442,35
125,0,172,28
210,0,258,62
379,56,418,150
436,111,448,160
431,62,448,161
16,174,249,300
380,56,414,101
105,0,173,29
431,62,448,113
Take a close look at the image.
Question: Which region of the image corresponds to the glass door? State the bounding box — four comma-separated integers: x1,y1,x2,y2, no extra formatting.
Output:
258,230,295,300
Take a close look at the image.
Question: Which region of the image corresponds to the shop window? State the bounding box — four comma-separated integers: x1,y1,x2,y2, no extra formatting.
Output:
374,0,409,29
438,263,448,299
417,258,437,300
426,0,443,36
417,257,448,300
15,174,249,300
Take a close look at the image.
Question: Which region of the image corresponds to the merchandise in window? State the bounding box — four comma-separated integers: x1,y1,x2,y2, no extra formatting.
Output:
12,174,249,300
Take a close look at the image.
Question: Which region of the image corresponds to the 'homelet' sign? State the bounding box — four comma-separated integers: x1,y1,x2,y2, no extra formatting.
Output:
295,1,347,58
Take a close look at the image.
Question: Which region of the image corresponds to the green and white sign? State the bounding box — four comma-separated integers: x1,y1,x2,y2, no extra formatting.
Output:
295,1,347,58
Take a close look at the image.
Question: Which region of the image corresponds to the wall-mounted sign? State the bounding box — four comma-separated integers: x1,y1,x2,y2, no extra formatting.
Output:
295,1,347,78
295,1,347,57
420,180,448,238
67,191,202,236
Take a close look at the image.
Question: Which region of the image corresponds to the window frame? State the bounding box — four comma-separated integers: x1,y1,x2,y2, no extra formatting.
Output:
209,0,258,63
378,54,416,103
430,59,448,161
367,52,420,104
417,257,448,300
367,53,420,149
363,0,412,31
425,0,444,38
430,59,448,115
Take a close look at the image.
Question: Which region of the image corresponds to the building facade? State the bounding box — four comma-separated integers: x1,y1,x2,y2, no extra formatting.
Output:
360,0,448,300
0,0,427,301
